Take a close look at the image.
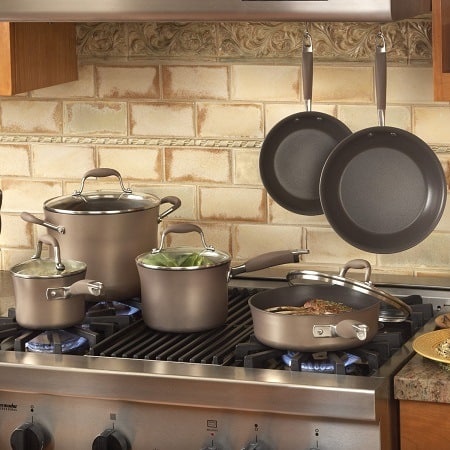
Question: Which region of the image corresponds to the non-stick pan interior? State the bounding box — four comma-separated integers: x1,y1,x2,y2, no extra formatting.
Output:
249,284,379,312
260,111,351,215
319,126,447,253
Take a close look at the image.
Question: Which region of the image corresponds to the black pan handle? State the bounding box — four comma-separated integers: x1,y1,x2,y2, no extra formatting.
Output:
302,31,313,112
375,31,387,126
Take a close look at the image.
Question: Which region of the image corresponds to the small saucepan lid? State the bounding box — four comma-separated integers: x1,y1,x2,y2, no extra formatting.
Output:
287,259,412,322
11,235,86,279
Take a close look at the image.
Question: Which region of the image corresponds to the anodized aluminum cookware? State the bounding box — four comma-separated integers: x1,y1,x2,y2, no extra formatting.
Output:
249,259,412,351
10,234,104,330
136,223,308,332
21,168,181,300
319,33,446,253
259,31,351,216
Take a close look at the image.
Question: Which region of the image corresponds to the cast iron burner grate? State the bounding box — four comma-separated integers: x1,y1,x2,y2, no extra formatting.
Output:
88,288,256,364
237,295,434,374
0,289,435,375
0,299,142,353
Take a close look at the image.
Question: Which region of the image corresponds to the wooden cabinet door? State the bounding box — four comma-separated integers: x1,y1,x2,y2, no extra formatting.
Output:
433,0,450,100
0,22,77,96
400,400,450,449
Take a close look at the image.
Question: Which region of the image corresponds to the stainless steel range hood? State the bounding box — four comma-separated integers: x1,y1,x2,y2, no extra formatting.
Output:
0,0,431,22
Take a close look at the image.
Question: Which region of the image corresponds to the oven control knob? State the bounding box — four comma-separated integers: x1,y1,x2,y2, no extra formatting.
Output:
92,428,130,450
10,422,48,450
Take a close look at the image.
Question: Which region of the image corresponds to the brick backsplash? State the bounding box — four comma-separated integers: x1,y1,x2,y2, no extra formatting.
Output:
1,20,450,279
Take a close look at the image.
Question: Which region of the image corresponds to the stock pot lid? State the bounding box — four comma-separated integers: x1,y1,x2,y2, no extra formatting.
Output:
136,246,230,270
44,191,161,215
11,258,87,279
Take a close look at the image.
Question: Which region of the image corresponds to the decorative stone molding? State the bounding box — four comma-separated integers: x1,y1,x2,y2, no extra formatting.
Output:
76,20,432,63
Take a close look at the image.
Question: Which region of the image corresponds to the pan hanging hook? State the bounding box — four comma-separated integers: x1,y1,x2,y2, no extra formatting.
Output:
303,22,312,49
376,28,386,51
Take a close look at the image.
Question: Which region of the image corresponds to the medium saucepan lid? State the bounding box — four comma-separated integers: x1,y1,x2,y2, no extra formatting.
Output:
10,235,86,279
136,223,231,270
287,259,412,322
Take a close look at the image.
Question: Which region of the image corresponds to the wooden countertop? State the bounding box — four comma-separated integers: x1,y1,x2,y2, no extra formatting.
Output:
394,353,450,404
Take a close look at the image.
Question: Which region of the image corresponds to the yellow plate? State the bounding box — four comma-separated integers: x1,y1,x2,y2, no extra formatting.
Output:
413,329,450,364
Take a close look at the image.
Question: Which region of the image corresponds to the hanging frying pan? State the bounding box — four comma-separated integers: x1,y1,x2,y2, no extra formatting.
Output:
319,32,447,253
259,31,352,216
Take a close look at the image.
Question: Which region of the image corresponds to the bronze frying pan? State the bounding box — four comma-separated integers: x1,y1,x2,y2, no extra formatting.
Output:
319,33,446,253
259,32,351,216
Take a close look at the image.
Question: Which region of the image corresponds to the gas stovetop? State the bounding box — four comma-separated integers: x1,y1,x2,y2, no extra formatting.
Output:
0,287,434,376
0,275,445,450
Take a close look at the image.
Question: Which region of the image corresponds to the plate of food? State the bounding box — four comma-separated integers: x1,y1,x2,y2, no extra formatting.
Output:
435,312,450,329
413,329,450,364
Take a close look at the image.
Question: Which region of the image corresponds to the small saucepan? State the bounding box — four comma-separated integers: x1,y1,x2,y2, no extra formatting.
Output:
136,223,308,332
10,235,104,330
249,259,412,351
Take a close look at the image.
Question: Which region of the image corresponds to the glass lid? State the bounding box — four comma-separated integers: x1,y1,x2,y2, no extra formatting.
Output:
136,223,231,270
287,259,413,321
10,234,86,278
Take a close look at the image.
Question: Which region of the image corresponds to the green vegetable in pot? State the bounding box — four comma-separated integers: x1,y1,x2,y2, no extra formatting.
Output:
141,252,178,267
177,253,212,267
142,252,214,267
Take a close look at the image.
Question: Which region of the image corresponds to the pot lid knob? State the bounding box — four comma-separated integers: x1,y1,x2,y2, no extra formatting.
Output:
32,234,65,271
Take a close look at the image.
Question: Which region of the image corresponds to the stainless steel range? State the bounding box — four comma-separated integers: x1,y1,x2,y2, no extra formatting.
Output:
0,271,448,450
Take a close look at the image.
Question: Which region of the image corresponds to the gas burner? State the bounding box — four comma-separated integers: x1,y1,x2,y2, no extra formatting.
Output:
25,329,89,354
282,351,364,375
86,300,140,317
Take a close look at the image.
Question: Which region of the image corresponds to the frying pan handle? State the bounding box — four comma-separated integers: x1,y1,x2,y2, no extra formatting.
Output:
302,31,313,111
338,259,372,283
375,31,387,127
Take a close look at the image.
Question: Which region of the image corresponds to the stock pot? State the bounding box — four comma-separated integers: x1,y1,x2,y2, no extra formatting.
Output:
21,168,181,299
249,259,412,351
10,235,104,330
136,223,308,332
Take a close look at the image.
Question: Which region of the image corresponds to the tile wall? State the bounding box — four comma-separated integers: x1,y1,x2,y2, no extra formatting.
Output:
1,19,450,278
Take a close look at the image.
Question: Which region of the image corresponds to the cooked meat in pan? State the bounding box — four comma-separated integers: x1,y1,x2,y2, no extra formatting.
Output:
266,299,353,315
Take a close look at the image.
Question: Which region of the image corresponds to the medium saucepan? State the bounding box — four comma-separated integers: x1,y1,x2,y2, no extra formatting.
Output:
21,167,181,299
136,223,308,332
249,259,412,351
10,235,104,330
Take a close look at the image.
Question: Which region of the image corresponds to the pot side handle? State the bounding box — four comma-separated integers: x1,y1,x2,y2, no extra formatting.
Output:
313,320,369,341
46,280,104,300
21,211,65,234
158,196,182,223
230,249,309,277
